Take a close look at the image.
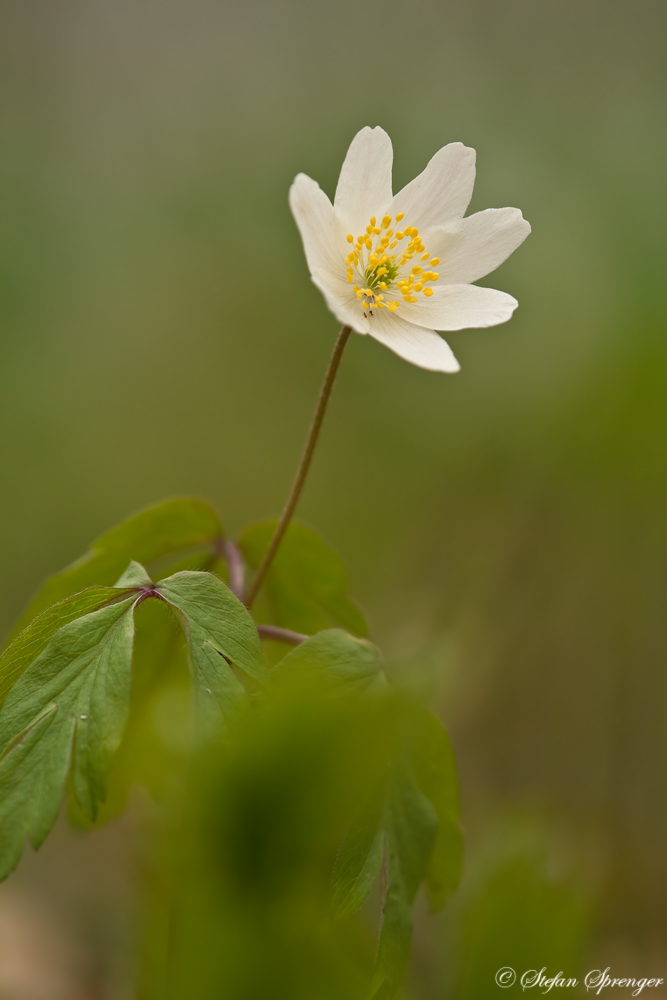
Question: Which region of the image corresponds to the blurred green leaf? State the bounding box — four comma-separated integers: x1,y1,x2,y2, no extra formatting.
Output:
370,851,412,1000
157,571,266,717
239,520,367,637
273,629,380,693
408,702,463,911
331,797,385,920
0,596,136,878
373,764,438,998
0,587,131,708
14,497,223,634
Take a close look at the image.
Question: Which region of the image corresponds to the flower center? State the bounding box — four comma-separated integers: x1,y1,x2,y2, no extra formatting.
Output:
344,213,440,315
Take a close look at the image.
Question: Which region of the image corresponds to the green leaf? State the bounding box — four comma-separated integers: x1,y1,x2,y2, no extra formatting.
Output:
13,497,223,634
0,587,131,709
408,704,463,911
114,561,154,589
273,629,381,693
238,520,367,636
157,571,265,718
331,798,385,920
372,764,438,999
369,851,413,1000
0,597,136,879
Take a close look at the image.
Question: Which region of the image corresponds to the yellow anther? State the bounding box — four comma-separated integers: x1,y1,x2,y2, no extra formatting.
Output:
376,267,388,277
376,294,384,301
395,231,404,240
379,281,387,290
395,212,404,222
347,234,354,243
386,229,393,237
366,225,374,234
389,241,398,249
423,287,434,297
431,273,439,280
412,266,423,274
414,283,423,292
388,301,399,311
370,216,376,226
429,258,440,266
347,268,354,282
372,227,381,234
381,215,391,229
404,226,413,236
421,252,431,261
369,255,379,266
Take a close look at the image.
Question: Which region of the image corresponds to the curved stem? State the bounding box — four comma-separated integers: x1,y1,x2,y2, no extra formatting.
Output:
246,324,352,607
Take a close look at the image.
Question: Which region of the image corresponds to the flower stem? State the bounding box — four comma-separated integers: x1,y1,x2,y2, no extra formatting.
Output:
246,324,352,607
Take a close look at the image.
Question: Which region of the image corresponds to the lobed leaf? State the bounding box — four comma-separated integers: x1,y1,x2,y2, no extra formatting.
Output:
13,497,223,634
0,597,137,879
157,571,266,718
332,699,461,998
239,520,367,636
0,587,131,709
272,629,381,693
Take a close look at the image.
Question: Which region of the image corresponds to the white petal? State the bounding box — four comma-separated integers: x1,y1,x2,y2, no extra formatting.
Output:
333,126,393,239
310,268,369,334
289,173,340,276
367,310,460,372
423,208,531,285
399,284,518,331
388,142,476,230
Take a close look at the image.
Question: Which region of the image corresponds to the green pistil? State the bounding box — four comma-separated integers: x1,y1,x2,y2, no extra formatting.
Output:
365,259,399,291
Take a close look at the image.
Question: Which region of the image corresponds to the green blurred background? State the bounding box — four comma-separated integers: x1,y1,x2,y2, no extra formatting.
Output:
1,0,666,995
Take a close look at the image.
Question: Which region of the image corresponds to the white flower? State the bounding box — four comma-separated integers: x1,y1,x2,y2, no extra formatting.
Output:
289,127,531,373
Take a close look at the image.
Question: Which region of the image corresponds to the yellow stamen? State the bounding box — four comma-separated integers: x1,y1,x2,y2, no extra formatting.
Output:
429,258,440,266
343,211,438,315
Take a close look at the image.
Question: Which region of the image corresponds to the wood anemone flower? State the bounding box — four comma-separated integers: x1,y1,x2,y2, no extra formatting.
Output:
289,126,531,373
